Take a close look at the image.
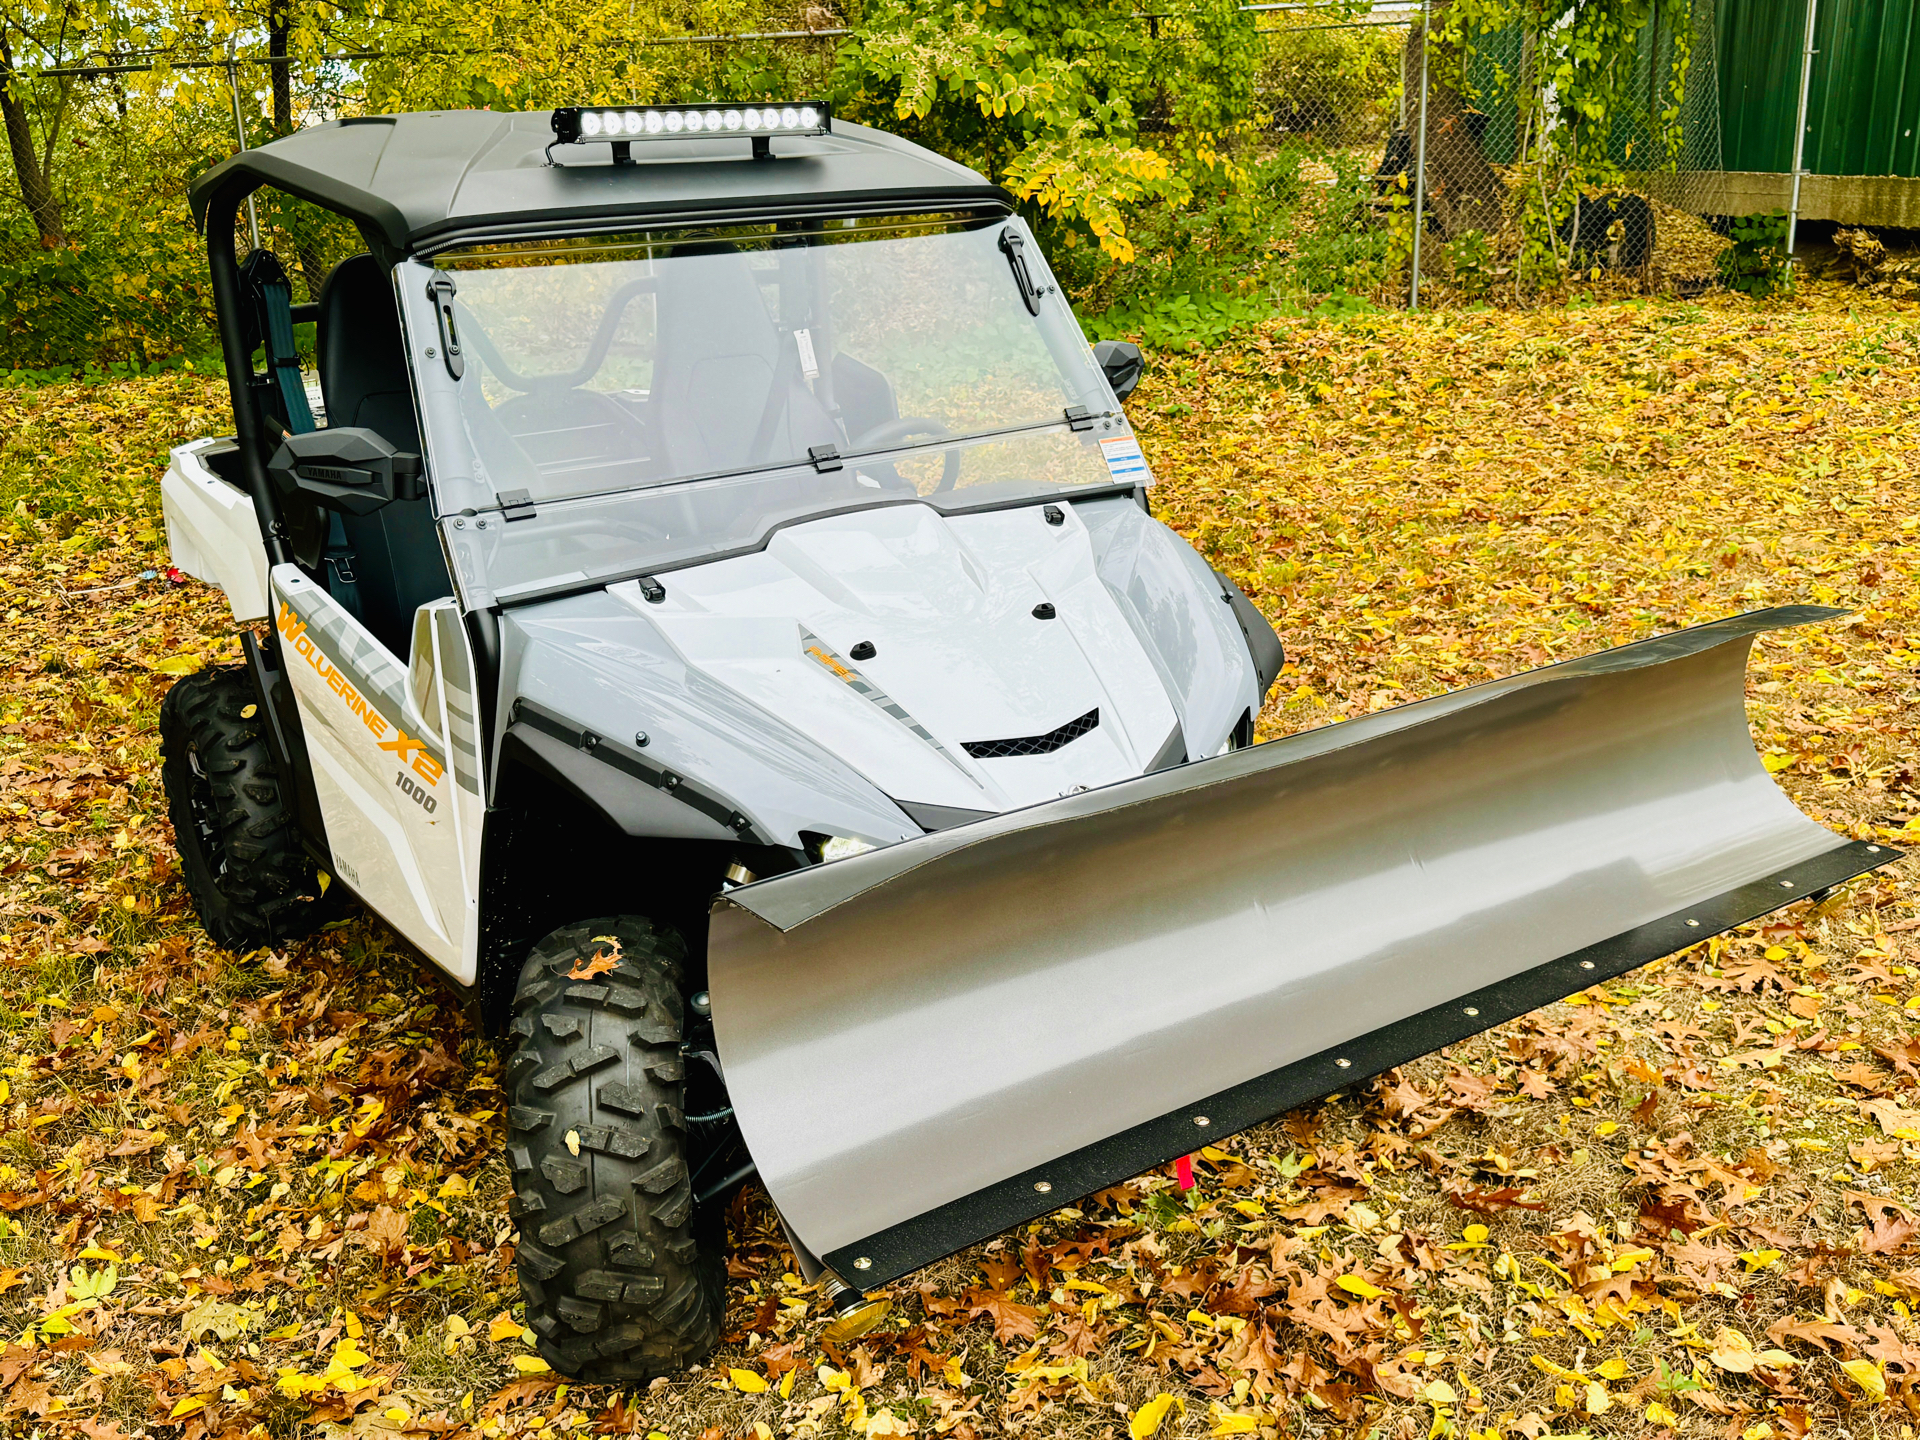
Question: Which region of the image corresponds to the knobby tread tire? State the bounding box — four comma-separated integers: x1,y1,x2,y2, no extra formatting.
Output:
158,665,339,952
507,917,725,1382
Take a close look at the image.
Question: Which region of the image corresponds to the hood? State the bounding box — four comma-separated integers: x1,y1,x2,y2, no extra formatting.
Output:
603,498,1250,821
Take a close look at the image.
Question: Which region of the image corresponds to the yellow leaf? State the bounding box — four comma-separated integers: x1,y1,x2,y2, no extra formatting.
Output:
1737,1249,1781,1271
436,1174,469,1198
780,1367,797,1399
1130,1392,1180,1439
1423,1379,1457,1404
1646,1400,1679,1426
1594,1355,1629,1380
1594,1121,1619,1136
153,655,203,674
170,1394,208,1418
1462,1224,1489,1246
731,1368,768,1394
1585,1380,1611,1414
1708,1328,1756,1373
1336,1275,1386,1299
1839,1359,1886,1400
1530,1355,1585,1382
487,1312,523,1342
512,1354,551,1373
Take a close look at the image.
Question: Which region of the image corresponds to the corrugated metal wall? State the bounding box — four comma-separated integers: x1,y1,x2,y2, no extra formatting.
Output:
1718,0,1920,176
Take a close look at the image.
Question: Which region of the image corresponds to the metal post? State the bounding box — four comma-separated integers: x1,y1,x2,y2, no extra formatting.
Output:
1786,0,1818,261
226,59,261,252
1409,0,1431,309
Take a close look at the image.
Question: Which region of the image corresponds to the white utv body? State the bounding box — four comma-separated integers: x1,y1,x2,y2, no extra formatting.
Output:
163,101,1892,1380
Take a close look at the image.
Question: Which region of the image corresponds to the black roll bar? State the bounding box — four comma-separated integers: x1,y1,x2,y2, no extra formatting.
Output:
204,173,295,568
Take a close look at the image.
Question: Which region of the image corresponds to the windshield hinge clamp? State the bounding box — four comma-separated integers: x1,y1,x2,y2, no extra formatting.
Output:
1065,405,1096,432
808,444,844,473
498,489,537,522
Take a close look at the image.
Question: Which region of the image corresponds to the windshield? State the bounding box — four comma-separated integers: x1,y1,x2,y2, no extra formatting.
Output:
403,216,1142,605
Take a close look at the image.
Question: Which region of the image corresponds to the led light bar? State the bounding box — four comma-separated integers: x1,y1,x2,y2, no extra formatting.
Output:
551,102,830,148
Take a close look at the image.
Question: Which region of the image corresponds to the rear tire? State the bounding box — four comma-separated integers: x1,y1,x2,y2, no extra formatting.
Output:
506,917,726,1381
159,665,339,951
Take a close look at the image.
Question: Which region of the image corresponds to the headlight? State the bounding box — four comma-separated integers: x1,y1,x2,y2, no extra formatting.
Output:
813,835,876,864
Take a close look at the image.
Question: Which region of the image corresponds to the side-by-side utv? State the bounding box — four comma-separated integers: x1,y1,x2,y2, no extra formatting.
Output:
160,99,1893,1381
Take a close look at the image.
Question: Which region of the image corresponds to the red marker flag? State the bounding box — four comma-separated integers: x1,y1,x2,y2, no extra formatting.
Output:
1174,1154,1195,1191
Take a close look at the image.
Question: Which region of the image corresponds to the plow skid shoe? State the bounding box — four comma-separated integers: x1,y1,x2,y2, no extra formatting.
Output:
708,607,1894,1286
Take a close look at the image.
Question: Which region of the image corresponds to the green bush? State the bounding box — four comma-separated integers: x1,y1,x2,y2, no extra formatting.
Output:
1714,210,1793,298
1256,21,1402,148
1290,156,1398,296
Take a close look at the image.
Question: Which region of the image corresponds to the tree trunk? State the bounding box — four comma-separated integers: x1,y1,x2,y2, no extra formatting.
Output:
0,40,66,247
1401,11,1505,239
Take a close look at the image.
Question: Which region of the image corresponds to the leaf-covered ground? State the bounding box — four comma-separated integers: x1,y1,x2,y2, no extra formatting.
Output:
0,285,1912,1440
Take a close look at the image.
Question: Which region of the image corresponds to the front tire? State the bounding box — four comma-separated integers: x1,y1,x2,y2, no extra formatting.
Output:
506,917,726,1381
159,665,338,951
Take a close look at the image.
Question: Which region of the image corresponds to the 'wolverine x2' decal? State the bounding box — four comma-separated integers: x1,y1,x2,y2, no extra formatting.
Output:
275,582,446,791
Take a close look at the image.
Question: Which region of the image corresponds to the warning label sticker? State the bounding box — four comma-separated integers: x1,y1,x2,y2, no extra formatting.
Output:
1099,434,1152,485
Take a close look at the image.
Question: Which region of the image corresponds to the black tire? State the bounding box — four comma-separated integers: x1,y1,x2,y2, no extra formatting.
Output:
506,917,726,1381
159,665,339,951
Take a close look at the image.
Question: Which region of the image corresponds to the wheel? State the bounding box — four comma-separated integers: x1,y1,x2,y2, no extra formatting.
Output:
159,665,339,951
505,917,726,1381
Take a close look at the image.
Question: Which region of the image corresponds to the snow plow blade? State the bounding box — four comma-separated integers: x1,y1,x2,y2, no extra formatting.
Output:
708,607,1894,1286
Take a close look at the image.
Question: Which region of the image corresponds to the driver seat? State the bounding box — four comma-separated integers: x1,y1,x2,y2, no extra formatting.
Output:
316,254,454,655
651,244,838,476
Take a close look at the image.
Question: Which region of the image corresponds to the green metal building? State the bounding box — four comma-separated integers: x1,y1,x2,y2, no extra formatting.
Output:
1714,0,1918,227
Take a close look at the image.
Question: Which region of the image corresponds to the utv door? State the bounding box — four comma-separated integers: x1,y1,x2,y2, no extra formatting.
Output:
271,566,484,982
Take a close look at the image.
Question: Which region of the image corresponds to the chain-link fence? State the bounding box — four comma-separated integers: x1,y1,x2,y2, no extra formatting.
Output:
1,0,1781,371
1245,0,1734,307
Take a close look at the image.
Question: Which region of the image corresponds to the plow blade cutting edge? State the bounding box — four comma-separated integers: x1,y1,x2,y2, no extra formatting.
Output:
708,606,1895,1286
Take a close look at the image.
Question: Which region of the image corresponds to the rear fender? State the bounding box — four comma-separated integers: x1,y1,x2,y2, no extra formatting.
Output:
162,440,270,622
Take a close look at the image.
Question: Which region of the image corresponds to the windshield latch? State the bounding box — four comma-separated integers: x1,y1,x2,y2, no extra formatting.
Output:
808,444,844,473
1065,406,1096,432
425,274,465,380
998,228,1043,316
498,488,537,522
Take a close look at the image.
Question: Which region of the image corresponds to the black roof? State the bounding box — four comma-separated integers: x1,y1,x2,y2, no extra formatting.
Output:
188,109,1012,261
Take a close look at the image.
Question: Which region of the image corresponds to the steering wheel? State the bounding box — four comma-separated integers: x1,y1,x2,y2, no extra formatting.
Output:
852,417,963,493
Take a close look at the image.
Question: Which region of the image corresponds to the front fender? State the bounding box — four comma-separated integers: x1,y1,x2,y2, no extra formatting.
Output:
497,592,922,850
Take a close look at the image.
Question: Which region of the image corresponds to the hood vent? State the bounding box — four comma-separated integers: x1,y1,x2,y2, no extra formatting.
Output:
962,708,1099,760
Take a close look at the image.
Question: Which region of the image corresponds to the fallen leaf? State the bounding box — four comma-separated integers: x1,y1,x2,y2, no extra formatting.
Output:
1839,1358,1886,1401
1129,1392,1180,1439
567,951,620,980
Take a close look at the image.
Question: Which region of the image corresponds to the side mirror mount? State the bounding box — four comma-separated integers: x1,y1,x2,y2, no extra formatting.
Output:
267,428,423,515
1092,339,1144,402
